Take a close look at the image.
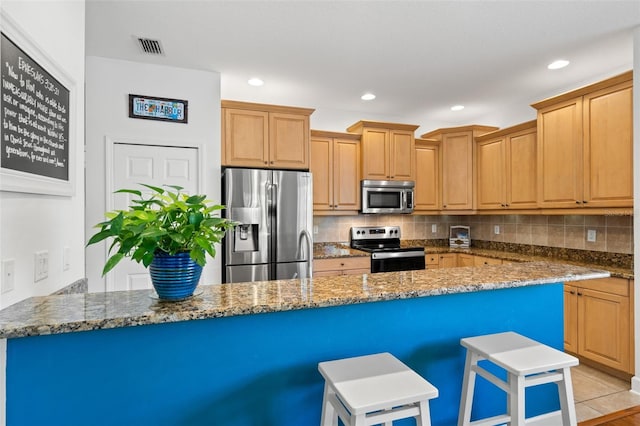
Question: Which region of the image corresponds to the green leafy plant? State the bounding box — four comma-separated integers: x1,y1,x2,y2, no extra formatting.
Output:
87,184,235,276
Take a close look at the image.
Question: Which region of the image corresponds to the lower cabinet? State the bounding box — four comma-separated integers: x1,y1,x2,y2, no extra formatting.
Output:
458,254,475,267
433,253,503,269
564,277,634,375
314,257,370,277
438,253,458,268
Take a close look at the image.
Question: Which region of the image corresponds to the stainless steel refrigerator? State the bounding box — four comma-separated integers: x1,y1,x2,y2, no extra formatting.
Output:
222,168,313,283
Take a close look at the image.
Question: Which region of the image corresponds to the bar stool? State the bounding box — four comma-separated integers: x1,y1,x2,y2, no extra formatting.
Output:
458,331,578,426
318,352,439,426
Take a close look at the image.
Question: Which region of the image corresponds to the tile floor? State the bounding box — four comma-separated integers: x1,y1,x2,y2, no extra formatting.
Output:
574,364,640,422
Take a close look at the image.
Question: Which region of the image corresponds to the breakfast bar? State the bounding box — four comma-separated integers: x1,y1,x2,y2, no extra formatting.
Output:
0,262,609,426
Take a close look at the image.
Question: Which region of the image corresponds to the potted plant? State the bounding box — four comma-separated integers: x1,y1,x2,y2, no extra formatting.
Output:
87,184,235,300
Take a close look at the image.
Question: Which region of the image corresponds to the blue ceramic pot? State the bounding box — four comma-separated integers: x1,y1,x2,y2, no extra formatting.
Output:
149,251,203,301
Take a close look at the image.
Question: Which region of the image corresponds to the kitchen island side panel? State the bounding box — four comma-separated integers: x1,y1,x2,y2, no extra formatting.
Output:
6,283,563,426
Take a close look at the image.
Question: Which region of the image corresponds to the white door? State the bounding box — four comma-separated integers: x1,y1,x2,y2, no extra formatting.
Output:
108,142,199,291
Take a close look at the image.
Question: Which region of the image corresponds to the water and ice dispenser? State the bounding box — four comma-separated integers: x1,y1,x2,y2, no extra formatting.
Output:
230,207,260,253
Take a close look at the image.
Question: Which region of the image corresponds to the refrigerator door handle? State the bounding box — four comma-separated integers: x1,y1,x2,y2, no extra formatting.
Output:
296,229,313,277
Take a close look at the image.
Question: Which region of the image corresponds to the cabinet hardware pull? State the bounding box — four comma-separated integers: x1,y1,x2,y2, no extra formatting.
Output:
577,292,583,296
569,290,575,295
583,200,588,204
576,200,581,204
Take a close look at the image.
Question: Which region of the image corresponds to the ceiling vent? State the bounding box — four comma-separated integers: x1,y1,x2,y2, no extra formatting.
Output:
136,37,164,55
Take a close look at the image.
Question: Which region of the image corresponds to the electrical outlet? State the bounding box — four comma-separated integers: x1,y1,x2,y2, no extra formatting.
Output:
431,224,437,233
587,229,597,242
313,225,319,235
2,259,15,293
34,251,49,282
63,246,71,271
494,225,500,235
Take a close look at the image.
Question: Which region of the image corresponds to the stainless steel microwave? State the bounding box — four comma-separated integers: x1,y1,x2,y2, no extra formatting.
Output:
361,180,415,214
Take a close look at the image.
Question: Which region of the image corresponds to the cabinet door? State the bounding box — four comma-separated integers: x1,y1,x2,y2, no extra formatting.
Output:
578,287,630,373
361,129,390,180
583,81,633,207
310,137,333,211
506,129,537,209
458,254,475,267
223,108,269,167
564,285,578,354
390,130,415,181
415,142,441,211
476,137,506,209
438,253,458,268
269,112,309,169
442,131,473,210
537,98,583,207
333,138,361,211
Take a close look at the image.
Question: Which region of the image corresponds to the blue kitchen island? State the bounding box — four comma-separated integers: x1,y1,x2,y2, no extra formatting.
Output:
0,262,608,425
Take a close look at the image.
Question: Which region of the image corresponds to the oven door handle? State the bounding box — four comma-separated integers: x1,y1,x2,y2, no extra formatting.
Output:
371,251,424,260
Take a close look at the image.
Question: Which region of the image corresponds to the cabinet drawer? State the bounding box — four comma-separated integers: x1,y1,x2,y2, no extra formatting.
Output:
474,256,502,266
314,257,370,272
425,254,439,266
573,277,629,297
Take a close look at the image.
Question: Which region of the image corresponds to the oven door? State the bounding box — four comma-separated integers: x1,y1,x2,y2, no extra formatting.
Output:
371,251,425,273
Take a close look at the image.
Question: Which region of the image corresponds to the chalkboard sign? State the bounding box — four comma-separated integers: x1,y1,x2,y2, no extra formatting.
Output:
1,32,70,181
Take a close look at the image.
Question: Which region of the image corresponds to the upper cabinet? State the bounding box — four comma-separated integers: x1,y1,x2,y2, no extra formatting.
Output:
531,71,633,209
346,121,419,181
310,130,361,214
414,138,441,211
421,125,498,211
475,121,537,210
221,100,315,170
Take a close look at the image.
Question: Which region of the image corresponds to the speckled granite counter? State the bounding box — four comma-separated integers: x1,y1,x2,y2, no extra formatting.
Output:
313,242,368,259
0,261,608,339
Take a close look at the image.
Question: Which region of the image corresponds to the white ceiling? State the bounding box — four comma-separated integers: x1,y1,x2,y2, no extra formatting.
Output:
85,0,640,134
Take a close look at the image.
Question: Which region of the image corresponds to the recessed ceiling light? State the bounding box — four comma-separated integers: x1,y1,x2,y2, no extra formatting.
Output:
361,93,376,101
248,78,264,87
547,60,570,70
451,105,465,111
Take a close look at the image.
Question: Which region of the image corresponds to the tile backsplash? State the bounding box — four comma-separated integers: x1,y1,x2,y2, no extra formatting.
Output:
313,214,634,254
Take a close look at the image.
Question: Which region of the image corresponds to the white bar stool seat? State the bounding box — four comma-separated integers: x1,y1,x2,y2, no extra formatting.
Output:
318,352,439,426
458,331,579,426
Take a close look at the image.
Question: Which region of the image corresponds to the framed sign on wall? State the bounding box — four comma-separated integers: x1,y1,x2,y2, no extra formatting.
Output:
0,11,76,196
128,94,188,124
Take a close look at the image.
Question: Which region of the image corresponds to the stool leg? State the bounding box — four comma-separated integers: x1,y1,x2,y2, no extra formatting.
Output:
320,382,338,426
353,413,365,426
508,373,525,426
557,367,577,426
415,400,432,426
458,350,479,426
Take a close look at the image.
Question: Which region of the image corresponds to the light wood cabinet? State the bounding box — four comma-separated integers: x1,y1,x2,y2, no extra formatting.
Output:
425,254,440,268
475,121,537,210
414,138,441,211
314,257,370,277
458,254,475,267
347,121,419,181
421,125,498,211
473,256,502,266
222,100,314,169
310,131,361,214
532,71,633,209
564,277,634,375
438,253,458,268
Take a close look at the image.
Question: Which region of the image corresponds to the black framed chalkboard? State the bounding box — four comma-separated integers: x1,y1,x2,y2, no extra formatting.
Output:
1,32,70,181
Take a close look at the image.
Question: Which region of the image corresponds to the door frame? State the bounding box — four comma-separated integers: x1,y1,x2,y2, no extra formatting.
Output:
103,136,206,291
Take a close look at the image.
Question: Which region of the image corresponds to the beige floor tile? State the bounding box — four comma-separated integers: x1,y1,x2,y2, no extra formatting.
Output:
571,366,629,402
575,402,605,422
573,364,629,391
581,390,640,414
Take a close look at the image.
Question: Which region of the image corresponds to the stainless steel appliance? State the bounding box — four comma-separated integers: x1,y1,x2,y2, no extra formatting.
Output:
350,226,425,273
361,180,414,214
222,168,313,283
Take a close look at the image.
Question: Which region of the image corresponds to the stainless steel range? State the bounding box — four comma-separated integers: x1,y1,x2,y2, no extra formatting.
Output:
350,226,425,273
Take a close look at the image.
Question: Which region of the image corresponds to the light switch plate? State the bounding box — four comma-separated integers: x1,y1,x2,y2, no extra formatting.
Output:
587,229,597,242
431,224,437,233
34,251,49,282
2,259,15,293
494,225,500,235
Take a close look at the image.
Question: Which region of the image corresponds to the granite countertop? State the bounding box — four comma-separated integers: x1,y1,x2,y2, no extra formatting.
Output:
314,242,633,279
0,261,608,339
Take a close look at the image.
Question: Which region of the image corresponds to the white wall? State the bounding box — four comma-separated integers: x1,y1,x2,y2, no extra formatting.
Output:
0,1,86,308
85,56,221,292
